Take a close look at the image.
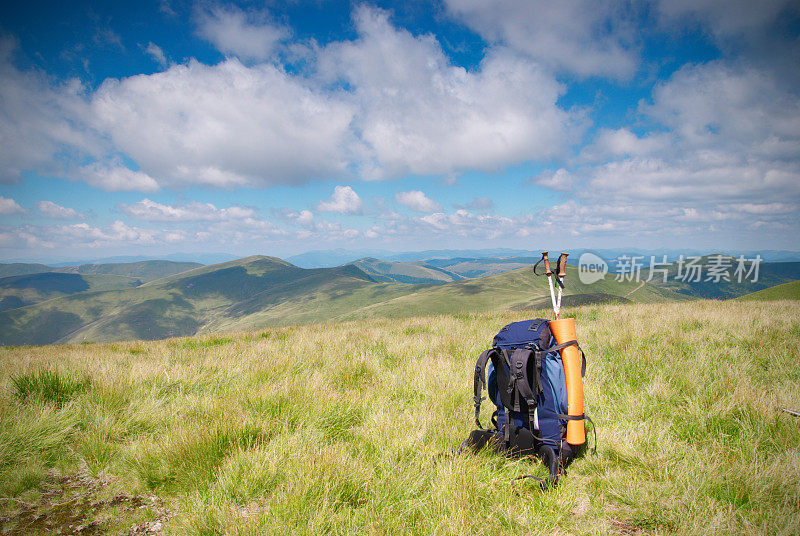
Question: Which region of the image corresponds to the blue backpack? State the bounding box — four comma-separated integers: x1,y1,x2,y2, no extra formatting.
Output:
463,318,587,489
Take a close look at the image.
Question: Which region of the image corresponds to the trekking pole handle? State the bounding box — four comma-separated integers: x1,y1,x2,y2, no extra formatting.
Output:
543,252,552,276
557,253,569,278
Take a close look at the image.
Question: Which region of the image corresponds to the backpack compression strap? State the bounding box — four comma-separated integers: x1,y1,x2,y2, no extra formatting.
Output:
497,349,513,444
554,413,597,454
474,348,513,443
510,348,543,433
473,349,495,429
543,339,587,377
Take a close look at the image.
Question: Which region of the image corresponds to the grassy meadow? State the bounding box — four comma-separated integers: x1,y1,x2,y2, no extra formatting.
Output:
1,300,799,535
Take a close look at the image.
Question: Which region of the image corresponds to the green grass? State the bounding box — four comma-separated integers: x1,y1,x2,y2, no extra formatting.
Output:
10,370,92,407
180,337,234,350
0,300,798,534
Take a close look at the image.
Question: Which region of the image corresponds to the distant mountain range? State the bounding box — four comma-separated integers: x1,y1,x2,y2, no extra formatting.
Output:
5,247,800,269
0,253,798,346
288,248,800,268
0,255,679,345
2,253,236,267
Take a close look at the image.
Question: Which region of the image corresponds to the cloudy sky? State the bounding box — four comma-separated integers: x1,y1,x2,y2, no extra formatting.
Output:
1,0,798,262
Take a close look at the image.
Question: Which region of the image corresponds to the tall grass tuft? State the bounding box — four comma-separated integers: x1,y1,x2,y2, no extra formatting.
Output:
10,370,92,407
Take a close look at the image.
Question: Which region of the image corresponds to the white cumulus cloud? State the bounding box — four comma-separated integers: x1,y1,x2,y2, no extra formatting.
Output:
36,200,83,219
49,220,158,248
444,0,639,79
656,0,796,40
90,59,355,189
119,198,257,222
282,209,316,228
0,7,581,192
420,209,514,239
530,58,800,248
274,208,343,233
579,128,671,162
0,196,25,215
145,42,167,67
395,190,442,212
79,162,160,192
317,185,364,214
0,38,102,184
195,5,289,62
643,62,800,158
529,169,578,192
317,6,578,180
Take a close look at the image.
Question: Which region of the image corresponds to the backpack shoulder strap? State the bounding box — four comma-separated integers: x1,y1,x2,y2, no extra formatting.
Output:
473,349,495,429
510,348,542,433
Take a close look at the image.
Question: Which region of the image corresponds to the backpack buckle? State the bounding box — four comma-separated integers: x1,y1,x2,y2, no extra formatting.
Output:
515,361,525,380
474,395,485,407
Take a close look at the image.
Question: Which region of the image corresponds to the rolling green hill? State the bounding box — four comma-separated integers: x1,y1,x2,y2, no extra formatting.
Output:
336,263,686,322
54,260,201,281
425,256,540,278
0,256,389,345
347,257,464,284
737,279,800,301
0,260,201,282
0,261,202,314
0,273,142,312
0,263,55,278
0,255,685,345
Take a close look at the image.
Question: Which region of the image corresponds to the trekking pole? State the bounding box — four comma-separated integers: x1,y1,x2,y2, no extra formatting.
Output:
542,252,558,316
553,253,568,319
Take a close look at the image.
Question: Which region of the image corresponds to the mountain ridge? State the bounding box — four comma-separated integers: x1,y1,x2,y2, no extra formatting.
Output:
0,260,202,281
3,253,799,346
0,255,683,346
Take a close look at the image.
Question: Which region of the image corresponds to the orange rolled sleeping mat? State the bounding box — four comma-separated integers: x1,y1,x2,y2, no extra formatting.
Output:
549,317,585,445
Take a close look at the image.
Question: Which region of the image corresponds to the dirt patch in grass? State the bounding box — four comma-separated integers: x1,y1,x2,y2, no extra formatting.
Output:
609,517,676,535
0,469,172,535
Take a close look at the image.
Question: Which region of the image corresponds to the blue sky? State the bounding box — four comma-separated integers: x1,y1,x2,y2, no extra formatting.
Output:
0,0,798,262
